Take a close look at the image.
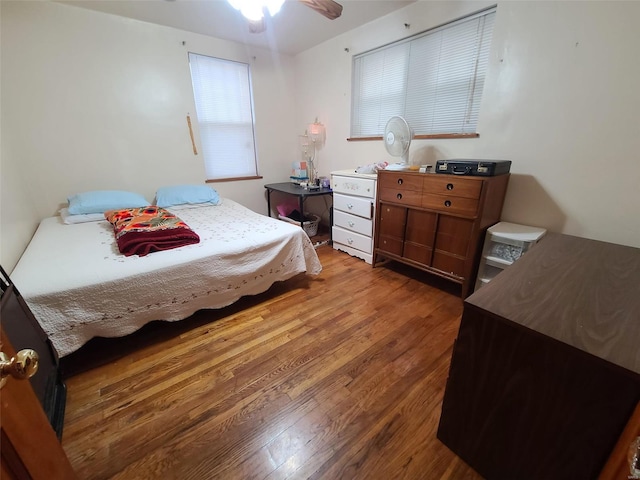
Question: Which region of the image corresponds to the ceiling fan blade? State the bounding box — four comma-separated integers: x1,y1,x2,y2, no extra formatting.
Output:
248,17,266,33
299,0,343,20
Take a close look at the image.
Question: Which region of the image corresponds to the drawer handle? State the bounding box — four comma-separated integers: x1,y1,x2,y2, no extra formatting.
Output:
348,238,354,245
447,183,454,190
348,221,355,227
347,203,354,209
397,178,403,185
397,193,403,200
444,200,452,207
452,166,472,175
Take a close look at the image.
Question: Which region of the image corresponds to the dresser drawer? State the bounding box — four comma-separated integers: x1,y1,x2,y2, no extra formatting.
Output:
422,194,479,216
379,188,423,207
333,193,373,219
334,209,373,236
332,175,376,199
332,226,373,254
422,175,482,199
379,172,423,191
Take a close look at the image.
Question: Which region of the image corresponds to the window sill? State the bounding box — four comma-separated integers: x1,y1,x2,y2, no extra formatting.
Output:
206,175,264,183
347,133,479,142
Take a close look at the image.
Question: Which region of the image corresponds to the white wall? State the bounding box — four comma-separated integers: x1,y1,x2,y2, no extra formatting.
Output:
3,1,640,273
0,1,299,272
295,0,640,249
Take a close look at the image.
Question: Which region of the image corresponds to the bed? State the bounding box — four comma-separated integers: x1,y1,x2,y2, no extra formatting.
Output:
10,199,322,357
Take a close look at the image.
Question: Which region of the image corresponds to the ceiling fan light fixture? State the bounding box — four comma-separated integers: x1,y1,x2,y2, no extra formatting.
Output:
227,0,285,21
266,0,285,16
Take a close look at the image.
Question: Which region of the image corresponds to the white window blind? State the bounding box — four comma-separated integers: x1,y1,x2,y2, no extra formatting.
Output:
351,7,496,138
188,53,258,180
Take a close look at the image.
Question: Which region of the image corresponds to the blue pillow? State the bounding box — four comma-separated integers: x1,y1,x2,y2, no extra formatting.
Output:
155,185,220,207
67,190,149,215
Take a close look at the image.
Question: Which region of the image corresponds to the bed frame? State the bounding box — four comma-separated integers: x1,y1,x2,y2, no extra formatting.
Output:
10,199,322,357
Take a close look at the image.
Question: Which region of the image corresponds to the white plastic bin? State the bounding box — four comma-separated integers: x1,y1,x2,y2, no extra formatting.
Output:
475,222,547,291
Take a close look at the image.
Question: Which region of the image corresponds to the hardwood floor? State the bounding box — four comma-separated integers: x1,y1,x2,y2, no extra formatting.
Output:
60,246,483,479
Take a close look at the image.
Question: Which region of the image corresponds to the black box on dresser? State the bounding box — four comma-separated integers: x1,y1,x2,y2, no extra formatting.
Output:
435,159,512,176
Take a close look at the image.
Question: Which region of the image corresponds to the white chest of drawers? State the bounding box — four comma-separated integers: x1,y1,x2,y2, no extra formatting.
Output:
331,170,377,264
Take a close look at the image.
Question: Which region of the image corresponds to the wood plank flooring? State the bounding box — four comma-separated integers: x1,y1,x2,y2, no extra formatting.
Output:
60,246,483,479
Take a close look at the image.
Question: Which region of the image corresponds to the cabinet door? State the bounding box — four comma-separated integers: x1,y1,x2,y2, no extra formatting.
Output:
403,210,437,265
433,216,474,277
377,203,406,256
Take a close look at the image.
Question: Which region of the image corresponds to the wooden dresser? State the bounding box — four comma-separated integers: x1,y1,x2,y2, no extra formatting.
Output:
437,233,640,479
373,170,509,297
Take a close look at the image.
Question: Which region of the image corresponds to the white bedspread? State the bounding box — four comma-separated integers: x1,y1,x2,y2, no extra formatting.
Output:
11,200,322,356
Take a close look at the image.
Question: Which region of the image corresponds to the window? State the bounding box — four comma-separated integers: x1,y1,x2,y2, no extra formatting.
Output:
351,7,496,139
188,53,258,180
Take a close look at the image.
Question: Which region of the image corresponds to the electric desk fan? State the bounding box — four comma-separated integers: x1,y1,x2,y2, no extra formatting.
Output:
384,115,413,171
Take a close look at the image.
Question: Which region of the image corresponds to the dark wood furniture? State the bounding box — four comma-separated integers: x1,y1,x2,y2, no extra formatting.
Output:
437,233,640,479
264,182,333,231
373,170,509,297
1,267,66,438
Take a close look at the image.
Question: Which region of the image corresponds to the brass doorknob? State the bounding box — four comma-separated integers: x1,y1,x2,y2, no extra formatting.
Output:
0,349,39,388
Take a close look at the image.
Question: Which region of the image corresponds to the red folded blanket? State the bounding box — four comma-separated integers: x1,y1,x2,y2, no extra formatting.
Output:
104,206,200,257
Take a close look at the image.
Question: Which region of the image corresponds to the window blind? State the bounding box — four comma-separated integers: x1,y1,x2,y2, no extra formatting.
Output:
188,53,258,180
351,7,496,138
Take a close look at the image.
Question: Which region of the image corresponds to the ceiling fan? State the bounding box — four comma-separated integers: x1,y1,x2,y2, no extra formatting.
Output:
228,0,343,33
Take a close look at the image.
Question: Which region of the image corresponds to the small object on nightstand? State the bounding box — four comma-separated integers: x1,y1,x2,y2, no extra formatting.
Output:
290,175,309,185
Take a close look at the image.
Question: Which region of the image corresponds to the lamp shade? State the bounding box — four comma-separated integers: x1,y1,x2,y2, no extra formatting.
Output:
308,120,326,145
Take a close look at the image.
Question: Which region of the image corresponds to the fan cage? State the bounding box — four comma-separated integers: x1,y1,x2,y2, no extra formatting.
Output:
384,116,412,162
